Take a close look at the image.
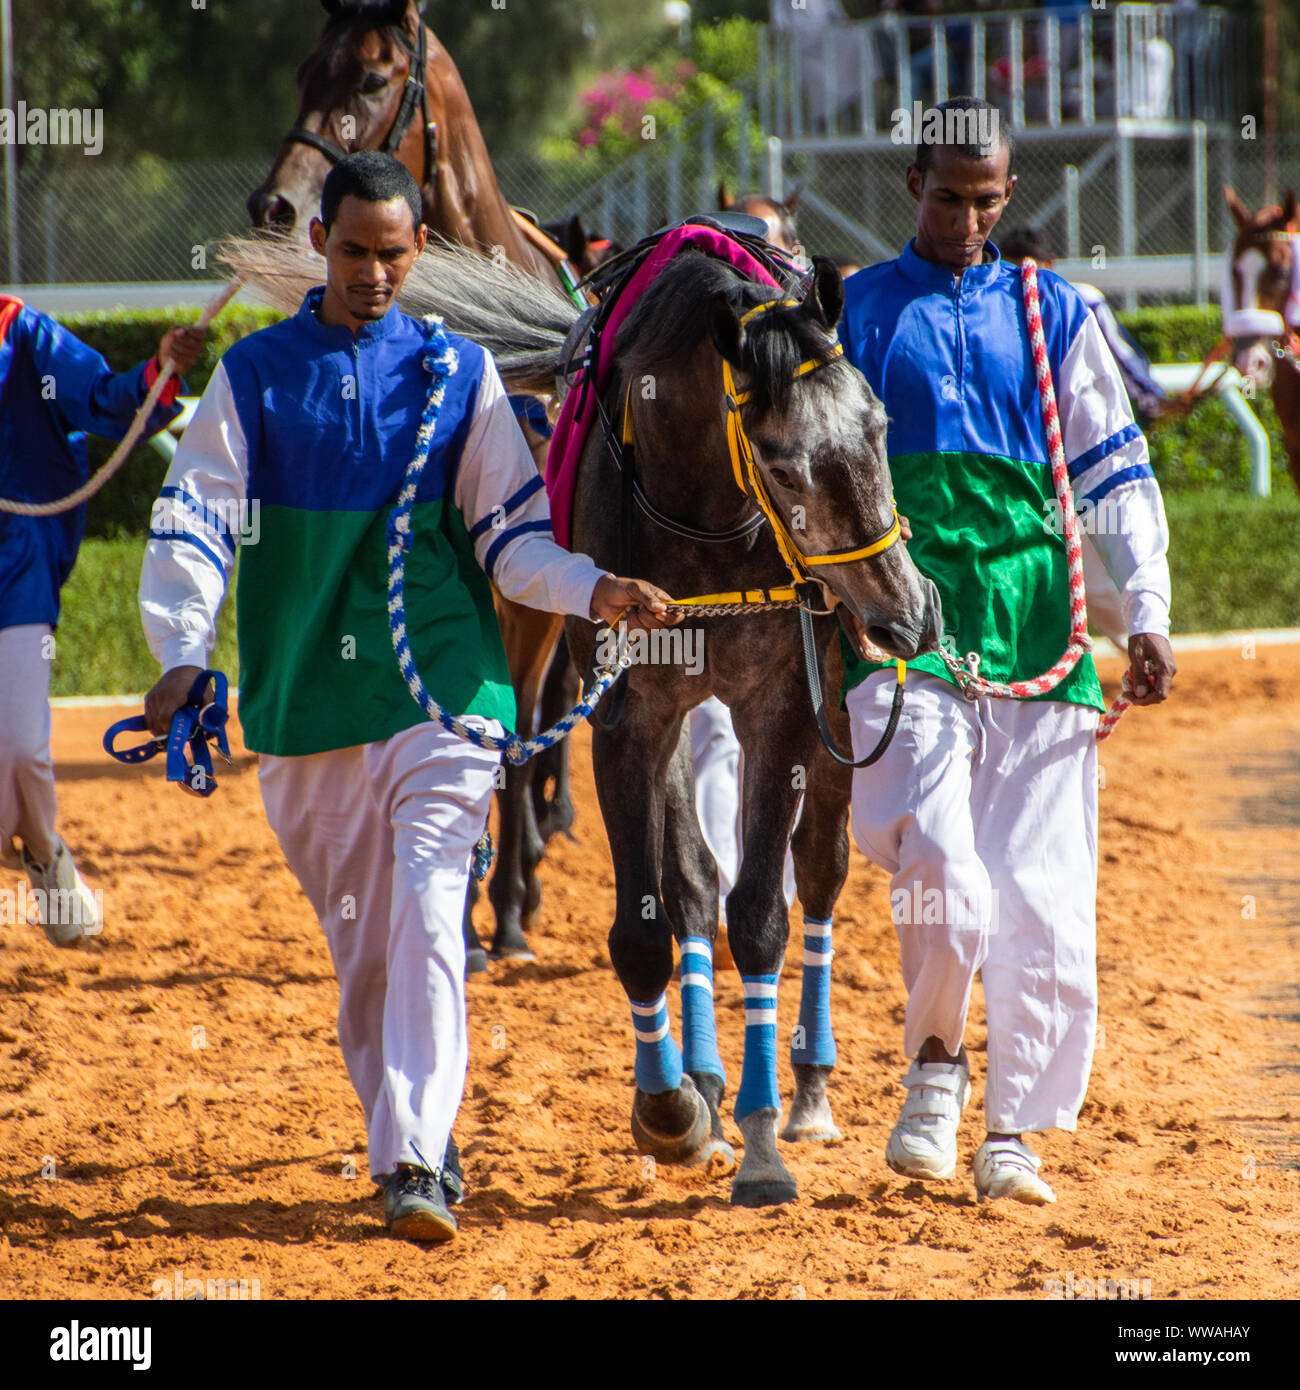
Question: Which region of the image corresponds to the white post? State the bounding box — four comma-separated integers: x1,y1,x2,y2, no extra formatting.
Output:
766,136,784,204
1064,164,1080,261
1,0,19,282
1191,120,1208,308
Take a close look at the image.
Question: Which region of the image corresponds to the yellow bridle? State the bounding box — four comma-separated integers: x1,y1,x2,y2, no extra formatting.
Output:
626,296,903,612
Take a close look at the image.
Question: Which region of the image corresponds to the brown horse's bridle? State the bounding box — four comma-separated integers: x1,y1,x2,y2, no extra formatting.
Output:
281,20,438,194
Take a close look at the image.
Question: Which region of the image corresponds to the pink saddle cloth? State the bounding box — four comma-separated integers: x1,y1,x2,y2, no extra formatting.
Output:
544,224,784,551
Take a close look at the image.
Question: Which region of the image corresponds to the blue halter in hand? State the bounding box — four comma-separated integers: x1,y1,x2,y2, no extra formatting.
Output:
103,669,233,797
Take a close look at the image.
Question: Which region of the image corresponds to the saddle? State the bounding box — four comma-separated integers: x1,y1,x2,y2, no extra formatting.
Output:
544,214,806,551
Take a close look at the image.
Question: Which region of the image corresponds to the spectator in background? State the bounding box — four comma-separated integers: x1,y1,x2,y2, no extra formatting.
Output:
0,297,205,943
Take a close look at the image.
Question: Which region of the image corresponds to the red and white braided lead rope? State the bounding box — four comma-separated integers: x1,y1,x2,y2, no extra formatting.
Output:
934,258,1131,740
0,276,244,518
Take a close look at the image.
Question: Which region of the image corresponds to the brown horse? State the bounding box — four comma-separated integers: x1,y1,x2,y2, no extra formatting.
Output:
718,184,804,262
248,0,574,963
1223,185,1300,492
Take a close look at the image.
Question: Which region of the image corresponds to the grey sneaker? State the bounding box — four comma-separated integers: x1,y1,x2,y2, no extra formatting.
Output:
20,837,99,948
384,1164,458,1242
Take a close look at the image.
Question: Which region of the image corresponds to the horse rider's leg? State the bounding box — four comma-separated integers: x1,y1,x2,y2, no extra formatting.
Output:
783,739,852,1142
488,598,563,959
591,696,712,1166
726,686,820,1207
661,723,735,1172
531,635,579,844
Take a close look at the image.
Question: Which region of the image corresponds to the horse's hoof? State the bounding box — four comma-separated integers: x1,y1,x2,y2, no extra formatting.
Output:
465,946,489,977
732,1108,799,1206
488,944,536,963
780,1118,843,1143
731,1176,799,1208
631,1076,711,1165
784,1063,840,1142
683,1137,737,1175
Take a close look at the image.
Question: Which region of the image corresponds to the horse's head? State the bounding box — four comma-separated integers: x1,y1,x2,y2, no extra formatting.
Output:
247,0,432,233
1222,184,1299,387
707,257,942,661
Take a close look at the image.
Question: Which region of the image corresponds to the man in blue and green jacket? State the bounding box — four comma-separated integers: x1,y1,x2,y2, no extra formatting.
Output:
841,99,1176,1204
139,152,673,1243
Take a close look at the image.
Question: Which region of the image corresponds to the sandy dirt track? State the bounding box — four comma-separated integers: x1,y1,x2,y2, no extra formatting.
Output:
0,644,1297,1301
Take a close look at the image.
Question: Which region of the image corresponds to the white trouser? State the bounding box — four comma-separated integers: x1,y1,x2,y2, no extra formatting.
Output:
688,695,795,915
0,623,59,865
257,719,500,1180
847,671,1099,1134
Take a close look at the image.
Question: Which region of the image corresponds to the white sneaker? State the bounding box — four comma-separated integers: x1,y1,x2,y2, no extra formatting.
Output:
885,1046,971,1179
20,837,99,947
973,1137,1056,1205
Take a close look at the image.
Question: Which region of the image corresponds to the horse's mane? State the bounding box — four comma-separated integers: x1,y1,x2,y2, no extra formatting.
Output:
616,251,836,417
299,11,412,82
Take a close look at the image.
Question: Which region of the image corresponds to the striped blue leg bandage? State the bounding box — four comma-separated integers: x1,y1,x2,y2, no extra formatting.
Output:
679,937,725,1083
791,916,837,1068
630,993,683,1095
736,973,780,1121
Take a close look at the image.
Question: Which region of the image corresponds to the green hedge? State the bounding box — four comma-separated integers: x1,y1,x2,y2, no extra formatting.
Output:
1116,306,1295,494
50,491,1300,695
47,302,1298,542
52,304,281,540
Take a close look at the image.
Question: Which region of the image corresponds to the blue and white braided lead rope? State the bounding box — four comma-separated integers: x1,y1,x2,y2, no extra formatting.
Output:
386,315,631,767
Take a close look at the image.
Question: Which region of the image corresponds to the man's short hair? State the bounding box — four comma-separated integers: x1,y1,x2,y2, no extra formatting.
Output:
998,225,1053,264
320,151,422,233
913,97,1014,179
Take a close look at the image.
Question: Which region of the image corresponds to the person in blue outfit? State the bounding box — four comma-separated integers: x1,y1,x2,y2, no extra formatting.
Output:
0,293,204,944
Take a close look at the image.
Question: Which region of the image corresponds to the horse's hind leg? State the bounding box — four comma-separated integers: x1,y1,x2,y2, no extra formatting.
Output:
783,744,852,1142
662,725,735,1173
590,703,711,1168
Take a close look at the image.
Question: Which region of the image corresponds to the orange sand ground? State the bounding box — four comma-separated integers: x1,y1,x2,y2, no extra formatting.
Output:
0,644,1297,1301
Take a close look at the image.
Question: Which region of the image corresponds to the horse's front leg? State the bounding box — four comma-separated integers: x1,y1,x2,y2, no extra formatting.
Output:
726,690,819,1207
589,688,712,1166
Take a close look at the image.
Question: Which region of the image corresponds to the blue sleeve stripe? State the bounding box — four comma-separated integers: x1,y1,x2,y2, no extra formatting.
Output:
467,474,545,541
158,485,237,555
483,519,553,581
1066,421,1142,480
1083,463,1154,504
509,393,554,439
149,527,229,578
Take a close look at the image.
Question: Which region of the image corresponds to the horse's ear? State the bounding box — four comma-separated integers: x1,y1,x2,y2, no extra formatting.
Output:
565,215,586,265
321,0,343,15
718,181,734,211
804,255,845,331
1224,185,1251,228
1283,189,1298,229
784,186,801,213
709,292,745,367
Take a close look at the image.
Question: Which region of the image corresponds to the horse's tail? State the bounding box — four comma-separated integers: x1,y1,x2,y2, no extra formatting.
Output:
217,232,579,394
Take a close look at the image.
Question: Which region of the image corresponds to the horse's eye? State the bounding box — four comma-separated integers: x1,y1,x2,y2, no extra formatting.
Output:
360,71,389,94
768,466,797,490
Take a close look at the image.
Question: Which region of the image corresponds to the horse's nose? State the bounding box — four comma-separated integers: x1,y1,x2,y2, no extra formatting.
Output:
247,189,298,231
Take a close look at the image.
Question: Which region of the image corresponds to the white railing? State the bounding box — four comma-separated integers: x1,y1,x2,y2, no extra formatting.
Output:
762,3,1241,144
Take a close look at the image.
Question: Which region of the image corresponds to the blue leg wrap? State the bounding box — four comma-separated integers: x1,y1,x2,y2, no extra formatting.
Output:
679,938,725,1083
630,993,683,1094
791,916,837,1068
736,972,781,1121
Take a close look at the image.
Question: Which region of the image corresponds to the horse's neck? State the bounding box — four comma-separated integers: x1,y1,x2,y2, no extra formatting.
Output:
423,29,551,280
623,353,758,536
